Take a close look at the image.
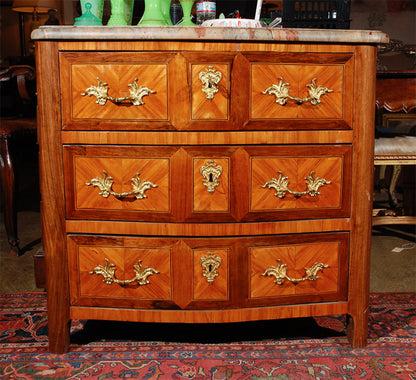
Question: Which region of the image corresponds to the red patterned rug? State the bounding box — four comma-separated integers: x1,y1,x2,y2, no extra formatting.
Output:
1,292,415,379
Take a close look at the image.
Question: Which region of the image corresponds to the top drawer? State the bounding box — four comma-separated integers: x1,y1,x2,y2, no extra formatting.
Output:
60,51,354,131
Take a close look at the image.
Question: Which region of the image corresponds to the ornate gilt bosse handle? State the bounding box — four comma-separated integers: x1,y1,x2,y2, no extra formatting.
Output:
90,258,159,286
86,170,157,199
263,259,328,285
262,171,330,199
81,77,155,106
199,66,222,101
262,77,333,105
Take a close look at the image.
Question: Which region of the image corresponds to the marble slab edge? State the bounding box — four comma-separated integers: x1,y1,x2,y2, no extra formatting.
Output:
32,26,389,44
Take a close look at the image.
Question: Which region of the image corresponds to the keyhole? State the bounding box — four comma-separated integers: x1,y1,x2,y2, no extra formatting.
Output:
209,173,213,183
208,264,213,272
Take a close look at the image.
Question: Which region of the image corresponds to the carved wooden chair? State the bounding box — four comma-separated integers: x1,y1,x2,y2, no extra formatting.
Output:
0,65,37,255
373,71,416,226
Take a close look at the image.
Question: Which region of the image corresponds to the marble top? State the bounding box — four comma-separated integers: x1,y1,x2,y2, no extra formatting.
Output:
32,26,389,44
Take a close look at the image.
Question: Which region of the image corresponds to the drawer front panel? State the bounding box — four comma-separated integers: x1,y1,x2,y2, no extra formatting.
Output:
60,52,179,130
68,235,232,309
247,232,349,306
72,64,167,120
243,145,352,221
68,236,174,308
64,145,177,221
68,233,347,309
251,156,342,211
251,64,343,119
243,52,354,129
64,145,351,222
60,51,353,131
250,242,340,298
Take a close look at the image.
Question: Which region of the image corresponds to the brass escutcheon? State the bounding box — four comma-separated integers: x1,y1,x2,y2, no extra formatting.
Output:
86,170,157,200
199,66,222,101
262,77,333,106
263,259,329,285
200,252,222,284
90,258,159,286
81,77,155,106
262,171,330,199
200,160,222,194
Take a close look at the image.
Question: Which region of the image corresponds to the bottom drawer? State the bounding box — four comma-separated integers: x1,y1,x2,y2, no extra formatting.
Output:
68,233,349,309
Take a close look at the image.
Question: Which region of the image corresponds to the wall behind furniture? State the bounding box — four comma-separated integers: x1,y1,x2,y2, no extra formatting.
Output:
1,0,415,69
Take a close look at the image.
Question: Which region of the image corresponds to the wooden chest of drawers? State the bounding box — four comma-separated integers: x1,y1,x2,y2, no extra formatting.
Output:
33,26,388,353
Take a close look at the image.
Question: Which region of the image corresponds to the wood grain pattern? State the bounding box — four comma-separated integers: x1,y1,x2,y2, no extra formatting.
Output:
250,242,341,298
77,246,172,299
60,52,176,130
193,157,229,212
61,130,354,145
65,219,351,236
346,45,377,348
70,301,349,324
63,145,176,221
251,156,343,211
72,64,167,120
191,64,229,120
193,249,228,300
75,157,169,211
67,233,347,309
36,41,70,354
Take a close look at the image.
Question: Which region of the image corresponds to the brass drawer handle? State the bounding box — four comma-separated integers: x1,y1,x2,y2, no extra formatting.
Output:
200,252,222,284
200,160,222,193
90,258,159,286
81,77,155,106
263,259,328,285
262,77,333,106
199,66,222,101
86,170,157,199
262,171,330,199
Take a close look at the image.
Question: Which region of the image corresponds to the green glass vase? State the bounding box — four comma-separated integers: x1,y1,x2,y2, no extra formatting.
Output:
138,0,169,26
74,0,104,26
161,0,173,25
108,0,135,26
178,0,195,26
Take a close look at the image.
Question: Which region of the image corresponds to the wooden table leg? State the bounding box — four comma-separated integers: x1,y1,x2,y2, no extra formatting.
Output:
0,132,22,256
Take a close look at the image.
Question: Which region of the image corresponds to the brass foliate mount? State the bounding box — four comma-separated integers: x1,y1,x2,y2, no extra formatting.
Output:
199,66,222,101
81,77,155,106
200,252,222,284
262,171,331,199
263,259,329,285
200,160,223,194
262,77,333,106
86,170,157,200
90,258,159,286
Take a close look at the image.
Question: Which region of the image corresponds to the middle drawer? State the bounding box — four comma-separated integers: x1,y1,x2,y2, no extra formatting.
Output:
64,144,352,223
